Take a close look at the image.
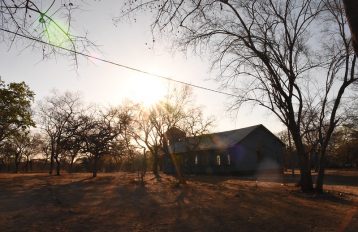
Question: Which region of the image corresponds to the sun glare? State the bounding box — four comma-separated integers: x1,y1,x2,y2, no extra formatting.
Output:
127,74,168,107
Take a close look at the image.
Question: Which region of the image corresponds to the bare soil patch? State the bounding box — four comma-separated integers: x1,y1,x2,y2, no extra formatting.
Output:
0,171,357,232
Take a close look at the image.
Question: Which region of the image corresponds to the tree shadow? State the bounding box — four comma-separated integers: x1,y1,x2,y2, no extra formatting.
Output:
185,173,286,185
283,170,358,187
1,172,357,232
315,173,358,187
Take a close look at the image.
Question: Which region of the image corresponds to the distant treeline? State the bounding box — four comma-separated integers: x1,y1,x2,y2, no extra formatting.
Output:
279,125,358,171
0,81,212,179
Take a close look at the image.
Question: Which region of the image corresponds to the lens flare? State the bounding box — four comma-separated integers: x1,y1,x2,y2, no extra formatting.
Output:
42,18,72,48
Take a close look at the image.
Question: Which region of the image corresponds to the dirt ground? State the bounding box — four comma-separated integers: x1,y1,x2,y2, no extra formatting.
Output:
0,170,357,232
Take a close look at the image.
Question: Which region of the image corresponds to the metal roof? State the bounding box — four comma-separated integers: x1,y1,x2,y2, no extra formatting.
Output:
169,124,270,153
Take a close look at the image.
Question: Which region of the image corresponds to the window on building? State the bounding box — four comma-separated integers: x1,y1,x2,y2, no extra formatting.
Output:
227,154,231,165
216,155,221,166
195,155,198,165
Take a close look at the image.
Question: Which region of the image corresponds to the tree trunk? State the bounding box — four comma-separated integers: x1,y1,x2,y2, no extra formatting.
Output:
69,156,75,173
292,128,313,192
300,166,313,192
163,141,185,184
49,151,54,175
138,148,147,184
29,160,32,172
314,150,319,173
0,159,5,172
291,162,295,177
343,0,358,55
14,161,19,173
14,152,21,173
298,151,313,192
287,129,294,177
168,152,185,184
152,151,160,178
55,156,60,176
315,149,327,193
7,160,10,172
25,157,30,172
92,155,99,178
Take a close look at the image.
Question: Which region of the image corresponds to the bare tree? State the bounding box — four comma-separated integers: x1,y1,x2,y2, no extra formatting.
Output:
132,104,163,178
117,103,139,172
37,90,82,175
0,130,39,172
77,107,126,178
5,136,23,173
278,130,292,173
37,134,51,168
134,86,214,183
294,0,358,192
328,125,358,167
122,0,357,193
10,131,39,172
60,111,88,173
25,133,41,171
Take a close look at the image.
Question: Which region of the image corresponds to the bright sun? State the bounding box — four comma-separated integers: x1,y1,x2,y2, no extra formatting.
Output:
127,74,168,107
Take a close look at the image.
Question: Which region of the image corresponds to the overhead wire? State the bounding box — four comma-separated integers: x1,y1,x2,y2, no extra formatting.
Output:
0,27,240,98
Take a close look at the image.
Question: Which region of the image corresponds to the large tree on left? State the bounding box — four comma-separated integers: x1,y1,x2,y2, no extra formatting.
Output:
0,79,34,145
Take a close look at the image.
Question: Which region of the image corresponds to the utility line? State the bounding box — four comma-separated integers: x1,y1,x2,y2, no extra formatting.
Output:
0,27,240,98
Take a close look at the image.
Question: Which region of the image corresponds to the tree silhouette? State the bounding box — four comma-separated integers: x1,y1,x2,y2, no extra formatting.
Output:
122,0,357,192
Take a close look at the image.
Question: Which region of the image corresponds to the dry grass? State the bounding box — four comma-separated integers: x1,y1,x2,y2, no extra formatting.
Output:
0,170,357,232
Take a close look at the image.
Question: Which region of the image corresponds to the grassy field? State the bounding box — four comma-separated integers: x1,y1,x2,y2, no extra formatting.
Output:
0,170,357,232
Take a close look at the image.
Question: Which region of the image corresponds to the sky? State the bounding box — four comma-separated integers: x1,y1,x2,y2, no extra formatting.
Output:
0,1,283,134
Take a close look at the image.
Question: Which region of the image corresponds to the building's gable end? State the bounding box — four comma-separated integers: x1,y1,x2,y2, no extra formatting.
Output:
237,126,284,171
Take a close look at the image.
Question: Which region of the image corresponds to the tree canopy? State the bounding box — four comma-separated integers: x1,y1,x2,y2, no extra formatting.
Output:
0,79,34,144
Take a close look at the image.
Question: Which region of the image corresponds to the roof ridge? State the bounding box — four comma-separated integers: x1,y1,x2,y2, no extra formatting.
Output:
186,124,262,139
210,124,262,135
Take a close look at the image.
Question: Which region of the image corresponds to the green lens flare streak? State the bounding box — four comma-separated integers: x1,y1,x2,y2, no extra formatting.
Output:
40,14,73,49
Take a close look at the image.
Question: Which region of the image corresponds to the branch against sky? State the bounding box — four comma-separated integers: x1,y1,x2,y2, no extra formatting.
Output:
130,85,215,181
121,0,358,193
76,107,127,178
36,90,83,175
0,0,95,66
306,0,357,192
